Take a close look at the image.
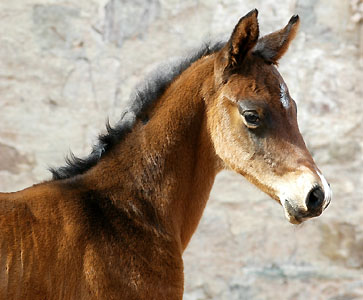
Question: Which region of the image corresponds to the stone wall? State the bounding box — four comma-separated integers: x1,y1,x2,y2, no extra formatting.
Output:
0,0,362,299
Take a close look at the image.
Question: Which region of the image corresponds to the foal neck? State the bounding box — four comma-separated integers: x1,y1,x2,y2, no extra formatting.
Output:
84,56,221,250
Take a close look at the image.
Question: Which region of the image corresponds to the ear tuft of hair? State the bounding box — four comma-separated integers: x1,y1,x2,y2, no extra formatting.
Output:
289,15,299,25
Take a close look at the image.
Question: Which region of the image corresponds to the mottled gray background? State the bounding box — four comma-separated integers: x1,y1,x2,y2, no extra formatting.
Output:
0,0,362,299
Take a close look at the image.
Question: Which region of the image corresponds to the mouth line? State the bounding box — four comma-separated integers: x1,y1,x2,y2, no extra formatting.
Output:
283,199,322,224
282,200,301,224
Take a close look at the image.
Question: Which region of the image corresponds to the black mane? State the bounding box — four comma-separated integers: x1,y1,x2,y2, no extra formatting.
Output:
50,41,225,180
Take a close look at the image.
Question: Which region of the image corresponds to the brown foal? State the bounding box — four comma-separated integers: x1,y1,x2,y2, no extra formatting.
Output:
0,9,331,300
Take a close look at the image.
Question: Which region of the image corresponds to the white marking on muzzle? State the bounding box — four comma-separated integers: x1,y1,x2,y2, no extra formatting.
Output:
276,171,314,211
317,170,332,210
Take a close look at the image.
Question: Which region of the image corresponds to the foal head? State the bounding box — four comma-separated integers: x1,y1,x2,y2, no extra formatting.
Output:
207,10,331,224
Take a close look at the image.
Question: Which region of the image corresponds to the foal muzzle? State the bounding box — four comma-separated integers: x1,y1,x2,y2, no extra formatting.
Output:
281,171,332,224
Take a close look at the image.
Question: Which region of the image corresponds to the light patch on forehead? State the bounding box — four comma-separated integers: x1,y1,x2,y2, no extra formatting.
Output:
279,83,290,109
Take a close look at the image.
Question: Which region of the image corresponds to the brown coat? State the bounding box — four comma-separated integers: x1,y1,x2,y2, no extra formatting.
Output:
0,9,331,299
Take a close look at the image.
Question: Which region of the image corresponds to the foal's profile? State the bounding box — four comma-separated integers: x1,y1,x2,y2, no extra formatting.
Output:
0,9,331,300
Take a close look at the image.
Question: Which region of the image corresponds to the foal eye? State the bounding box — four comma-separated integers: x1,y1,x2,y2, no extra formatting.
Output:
242,110,260,128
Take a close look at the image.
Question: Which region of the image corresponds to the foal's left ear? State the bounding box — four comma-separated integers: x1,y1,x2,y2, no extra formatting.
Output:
253,15,300,65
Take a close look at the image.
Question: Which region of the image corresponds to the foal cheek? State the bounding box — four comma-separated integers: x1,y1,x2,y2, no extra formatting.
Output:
209,110,248,169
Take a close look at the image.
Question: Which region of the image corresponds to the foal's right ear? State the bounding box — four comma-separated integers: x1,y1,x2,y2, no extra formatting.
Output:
215,9,259,84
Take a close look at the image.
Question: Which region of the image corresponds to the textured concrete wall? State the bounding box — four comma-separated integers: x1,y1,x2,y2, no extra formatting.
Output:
0,0,362,299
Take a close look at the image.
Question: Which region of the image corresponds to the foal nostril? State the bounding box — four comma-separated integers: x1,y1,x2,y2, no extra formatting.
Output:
306,186,325,211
